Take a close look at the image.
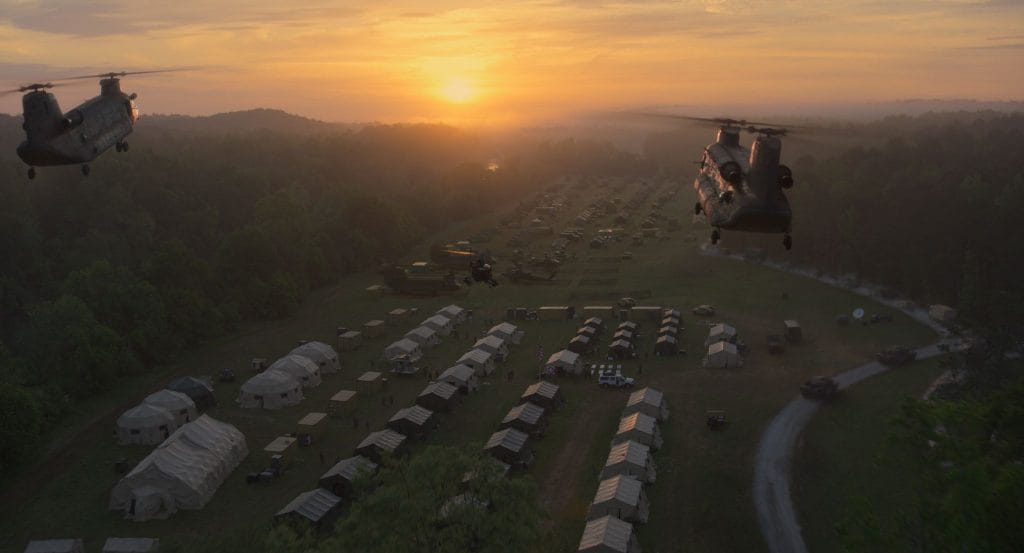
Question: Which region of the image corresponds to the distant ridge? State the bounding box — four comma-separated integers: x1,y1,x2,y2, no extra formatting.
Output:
142,108,357,134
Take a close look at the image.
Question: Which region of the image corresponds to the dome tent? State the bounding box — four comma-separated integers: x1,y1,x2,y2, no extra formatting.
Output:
238,370,304,409
143,389,198,426
116,403,177,445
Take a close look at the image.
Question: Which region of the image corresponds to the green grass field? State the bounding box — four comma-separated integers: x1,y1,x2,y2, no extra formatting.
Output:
793,358,949,553
0,179,938,553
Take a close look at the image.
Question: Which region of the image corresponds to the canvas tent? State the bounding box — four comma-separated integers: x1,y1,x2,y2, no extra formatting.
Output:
387,405,437,439
624,388,669,421
417,381,460,412
473,335,509,361
238,370,304,409
290,341,341,374
609,339,634,360
577,515,641,553
500,402,547,436
166,377,215,411
569,335,594,355
386,308,409,325
662,308,681,319
328,390,357,417
440,364,479,393
704,341,742,368
267,355,322,388
587,475,649,524
143,390,197,426
654,335,678,355
23,540,85,553
356,372,383,396
337,330,362,352
437,304,467,324
704,323,738,347
487,322,524,344
583,317,604,332
404,326,440,349
576,326,599,340
384,338,423,362
362,320,385,338
420,314,454,336
275,488,342,529
657,325,678,339
355,430,407,462
520,381,563,410
457,349,496,376
612,329,635,343
116,404,177,445
783,320,802,343
110,415,248,521
101,538,160,553
485,428,534,468
319,456,377,498
546,350,583,375
600,440,656,483
617,321,638,333
614,413,663,450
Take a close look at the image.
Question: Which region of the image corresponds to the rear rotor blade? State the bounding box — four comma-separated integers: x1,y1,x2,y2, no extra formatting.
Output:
56,67,199,81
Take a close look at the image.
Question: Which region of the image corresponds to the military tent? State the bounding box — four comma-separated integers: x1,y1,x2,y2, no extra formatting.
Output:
473,335,509,361
387,405,437,439
417,381,460,412
500,402,547,436
704,323,738,347
275,488,342,529
440,365,479,394
355,430,407,462
613,413,663,450
337,330,362,352
238,370,304,409
319,456,377,498
166,377,216,411
568,335,594,355
437,304,467,324
142,390,197,426
101,538,160,553
457,349,496,376
290,341,341,374
384,338,423,362
704,341,742,368
624,388,669,421
267,355,322,388
485,428,534,468
420,314,454,336
116,404,177,445
654,335,678,355
600,440,656,483
578,515,641,553
587,475,649,524
110,415,248,520
404,327,440,349
609,339,634,360
22,540,84,553
546,350,583,375
487,322,524,344
520,381,563,410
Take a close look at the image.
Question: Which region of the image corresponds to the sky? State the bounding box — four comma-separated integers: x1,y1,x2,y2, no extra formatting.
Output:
1,0,1022,125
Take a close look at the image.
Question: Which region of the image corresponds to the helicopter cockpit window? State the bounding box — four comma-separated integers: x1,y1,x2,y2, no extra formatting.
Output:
127,100,139,122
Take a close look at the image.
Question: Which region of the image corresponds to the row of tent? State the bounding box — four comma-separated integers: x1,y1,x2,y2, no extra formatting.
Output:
237,341,341,410
274,320,527,529
484,381,565,469
110,415,248,521
579,388,670,553
567,317,606,355
383,305,470,363
608,321,640,360
23,538,159,553
702,323,743,368
654,309,683,356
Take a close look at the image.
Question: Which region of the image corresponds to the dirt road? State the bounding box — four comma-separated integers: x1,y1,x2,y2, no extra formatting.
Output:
752,343,950,553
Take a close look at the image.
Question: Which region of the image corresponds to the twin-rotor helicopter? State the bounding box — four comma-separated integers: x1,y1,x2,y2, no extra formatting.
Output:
3,69,181,179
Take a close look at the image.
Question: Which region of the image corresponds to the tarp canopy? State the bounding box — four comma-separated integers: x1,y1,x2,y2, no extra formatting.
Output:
289,341,341,374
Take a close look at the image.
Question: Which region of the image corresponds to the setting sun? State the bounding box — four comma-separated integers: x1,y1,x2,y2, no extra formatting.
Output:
440,77,476,104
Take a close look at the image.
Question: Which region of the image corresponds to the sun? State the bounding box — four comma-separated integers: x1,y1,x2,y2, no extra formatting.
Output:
439,77,476,104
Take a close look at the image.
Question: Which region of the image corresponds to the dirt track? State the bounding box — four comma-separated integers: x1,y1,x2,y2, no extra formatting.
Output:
752,344,949,553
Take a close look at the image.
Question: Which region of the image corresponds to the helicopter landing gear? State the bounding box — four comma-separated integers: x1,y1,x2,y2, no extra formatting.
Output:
116,141,129,152
27,167,36,180
694,201,702,215
711,229,720,245
81,164,90,176
783,234,792,250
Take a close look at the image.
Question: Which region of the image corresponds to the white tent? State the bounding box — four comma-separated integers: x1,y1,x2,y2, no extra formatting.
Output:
101,538,160,553
404,326,441,349
238,370,304,409
268,355,322,388
116,404,177,445
290,341,341,374
457,349,496,375
704,341,742,368
23,540,85,553
487,322,524,344
384,338,423,362
110,415,248,521
473,335,509,361
704,323,738,347
546,350,583,375
439,364,479,393
420,314,454,336
142,389,197,426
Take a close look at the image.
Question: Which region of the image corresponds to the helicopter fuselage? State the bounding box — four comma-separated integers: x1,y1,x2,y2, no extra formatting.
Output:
16,78,137,167
694,127,792,233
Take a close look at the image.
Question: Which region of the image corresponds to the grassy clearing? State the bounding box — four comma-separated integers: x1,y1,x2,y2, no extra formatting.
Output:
0,179,937,553
793,357,949,553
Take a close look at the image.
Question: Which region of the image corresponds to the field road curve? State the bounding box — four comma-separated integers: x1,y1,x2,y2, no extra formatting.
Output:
753,343,956,553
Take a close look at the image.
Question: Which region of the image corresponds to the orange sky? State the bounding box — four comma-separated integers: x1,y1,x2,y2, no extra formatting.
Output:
1,1,1022,125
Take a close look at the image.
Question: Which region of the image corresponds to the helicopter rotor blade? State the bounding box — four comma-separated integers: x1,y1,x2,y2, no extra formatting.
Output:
55,67,200,81
1,82,67,96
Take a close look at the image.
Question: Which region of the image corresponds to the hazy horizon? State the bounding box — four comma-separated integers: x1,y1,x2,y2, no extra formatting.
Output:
2,1,1023,126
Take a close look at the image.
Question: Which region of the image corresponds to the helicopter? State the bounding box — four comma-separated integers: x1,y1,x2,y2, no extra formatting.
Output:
4,69,178,179
686,116,798,249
